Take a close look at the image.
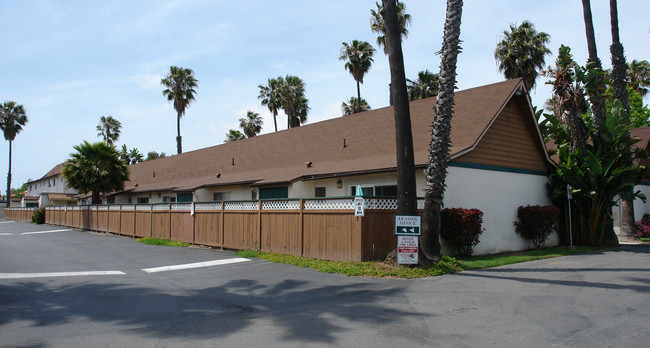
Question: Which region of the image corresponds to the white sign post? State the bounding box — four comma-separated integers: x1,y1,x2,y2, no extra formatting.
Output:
395,215,421,265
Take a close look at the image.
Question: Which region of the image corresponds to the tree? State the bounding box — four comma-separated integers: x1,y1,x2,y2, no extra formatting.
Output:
581,0,607,129
96,115,122,145
62,141,129,205
128,148,144,164
407,69,439,100
341,97,371,116
224,129,245,143
494,20,551,91
258,78,282,132
627,59,650,97
370,1,411,54
119,144,131,164
161,65,198,154
0,101,28,207
13,179,32,199
606,86,650,128
339,40,376,113
277,75,309,128
145,151,167,161
239,110,263,138
382,0,418,221
421,0,464,262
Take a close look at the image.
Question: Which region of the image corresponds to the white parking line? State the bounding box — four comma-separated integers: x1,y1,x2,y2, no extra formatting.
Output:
21,229,72,235
0,271,126,279
0,221,15,224
142,258,251,273
0,233,13,236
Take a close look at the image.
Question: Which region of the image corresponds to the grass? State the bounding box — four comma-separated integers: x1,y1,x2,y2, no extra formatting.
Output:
137,237,191,248
235,246,598,279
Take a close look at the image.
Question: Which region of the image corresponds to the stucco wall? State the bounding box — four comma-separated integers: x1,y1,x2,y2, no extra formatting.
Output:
437,166,556,255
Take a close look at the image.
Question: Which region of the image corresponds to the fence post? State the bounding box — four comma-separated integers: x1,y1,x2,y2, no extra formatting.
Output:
221,201,225,250
149,204,153,237
258,200,263,251
300,199,305,257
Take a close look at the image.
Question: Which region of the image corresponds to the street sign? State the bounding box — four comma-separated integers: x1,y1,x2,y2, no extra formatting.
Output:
394,215,421,235
397,235,418,264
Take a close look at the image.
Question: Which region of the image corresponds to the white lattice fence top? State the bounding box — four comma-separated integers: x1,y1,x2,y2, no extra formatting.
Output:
97,205,109,210
262,200,300,210
195,202,222,211
121,205,135,210
304,199,354,210
224,201,258,211
152,204,169,211
172,203,192,210
364,198,398,210
109,205,121,211
136,204,152,211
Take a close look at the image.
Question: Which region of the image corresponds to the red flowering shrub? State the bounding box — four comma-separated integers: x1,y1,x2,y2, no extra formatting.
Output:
635,214,650,238
514,205,560,248
441,208,484,257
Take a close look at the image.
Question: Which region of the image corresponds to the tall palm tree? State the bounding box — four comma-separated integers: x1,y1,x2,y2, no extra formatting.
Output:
407,69,440,100
96,115,122,145
62,141,129,205
383,0,417,218
370,1,411,54
277,75,309,128
421,0,464,262
627,60,650,97
581,0,606,129
161,65,198,154
0,101,28,207
339,40,376,113
239,110,263,138
494,20,551,91
224,129,245,143
258,78,282,132
128,148,144,164
341,97,371,116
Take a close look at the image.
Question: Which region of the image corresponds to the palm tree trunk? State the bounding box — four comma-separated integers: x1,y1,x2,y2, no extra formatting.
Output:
6,140,12,207
273,111,278,132
92,190,101,205
176,111,182,154
581,0,606,129
421,0,463,262
356,80,362,113
383,0,417,216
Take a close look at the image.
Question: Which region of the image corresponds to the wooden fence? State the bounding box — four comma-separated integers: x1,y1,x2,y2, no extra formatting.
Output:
28,198,416,262
4,207,36,222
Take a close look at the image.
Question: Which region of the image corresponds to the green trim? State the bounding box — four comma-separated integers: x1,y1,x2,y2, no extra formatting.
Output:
448,162,548,176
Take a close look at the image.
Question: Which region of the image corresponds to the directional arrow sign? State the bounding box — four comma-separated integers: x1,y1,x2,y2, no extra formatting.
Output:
394,215,421,236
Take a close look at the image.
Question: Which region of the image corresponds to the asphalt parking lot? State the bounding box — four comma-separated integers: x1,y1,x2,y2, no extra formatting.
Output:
1,220,649,347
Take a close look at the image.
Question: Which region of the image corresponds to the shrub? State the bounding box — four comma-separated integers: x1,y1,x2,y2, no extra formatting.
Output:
635,214,650,238
441,208,484,257
514,205,560,248
32,207,46,224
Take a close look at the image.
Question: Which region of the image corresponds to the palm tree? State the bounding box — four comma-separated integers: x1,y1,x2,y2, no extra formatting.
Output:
258,78,282,132
128,148,144,164
407,69,440,100
581,0,607,129
494,20,551,91
341,97,371,116
224,129,245,143
383,0,418,219
96,115,122,145
627,60,650,97
370,1,411,54
0,101,28,207
421,0,464,262
277,75,309,128
119,144,131,164
161,65,198,154
339,40,376,113
239,110,263,138
62,141,129,205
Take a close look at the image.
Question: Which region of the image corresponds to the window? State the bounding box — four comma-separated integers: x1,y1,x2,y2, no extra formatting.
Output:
53,179,56,187
349,186,373,196
128,198,132,204
213,192,231,201
137,197,149,204
176,193,193,202
251,190,257,200
375,185,398,197
162,196,176,203
106,197,115,205
259,187,288,199
48,180,51,188
315,187,326,198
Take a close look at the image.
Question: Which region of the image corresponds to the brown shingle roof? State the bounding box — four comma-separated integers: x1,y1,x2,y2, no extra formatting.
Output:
124,79,535,193
29,163,66,184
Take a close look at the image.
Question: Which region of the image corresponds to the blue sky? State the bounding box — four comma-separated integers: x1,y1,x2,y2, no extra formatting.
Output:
1,0,648,193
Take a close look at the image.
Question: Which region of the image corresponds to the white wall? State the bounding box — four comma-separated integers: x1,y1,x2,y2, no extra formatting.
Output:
436,166,556,255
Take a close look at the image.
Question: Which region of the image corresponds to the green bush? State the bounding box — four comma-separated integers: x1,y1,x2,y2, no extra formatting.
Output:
514,205,560,248
32,207,46,224
441,208,484,257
